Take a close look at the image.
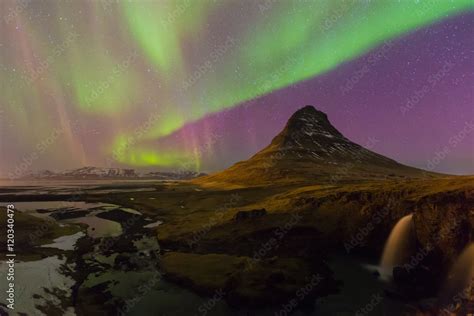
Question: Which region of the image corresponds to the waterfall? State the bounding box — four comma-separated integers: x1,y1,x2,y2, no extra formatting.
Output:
439,243,474,311
380,214,415,275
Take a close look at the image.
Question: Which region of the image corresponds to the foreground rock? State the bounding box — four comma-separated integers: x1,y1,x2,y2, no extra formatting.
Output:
152,176,474,305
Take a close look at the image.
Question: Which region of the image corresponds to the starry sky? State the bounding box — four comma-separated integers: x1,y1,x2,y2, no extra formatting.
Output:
0,0,473,178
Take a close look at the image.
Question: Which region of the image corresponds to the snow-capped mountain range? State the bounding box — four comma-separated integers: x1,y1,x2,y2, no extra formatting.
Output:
22,166,205,180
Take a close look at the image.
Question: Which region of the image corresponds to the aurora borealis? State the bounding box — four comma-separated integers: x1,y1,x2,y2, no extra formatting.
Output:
0,1,473,177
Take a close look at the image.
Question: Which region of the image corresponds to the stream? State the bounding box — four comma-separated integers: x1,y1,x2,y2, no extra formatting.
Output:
0,201,244,316
1,201,413,316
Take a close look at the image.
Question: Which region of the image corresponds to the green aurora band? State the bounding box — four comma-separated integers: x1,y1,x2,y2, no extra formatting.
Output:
1,0,473,170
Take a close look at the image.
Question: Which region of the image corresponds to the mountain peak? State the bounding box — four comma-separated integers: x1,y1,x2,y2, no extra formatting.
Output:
195,105,431,186
291,105,327,119
271,105,344,148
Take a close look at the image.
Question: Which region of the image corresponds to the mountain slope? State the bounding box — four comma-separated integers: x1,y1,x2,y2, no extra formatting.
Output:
195,105,438,186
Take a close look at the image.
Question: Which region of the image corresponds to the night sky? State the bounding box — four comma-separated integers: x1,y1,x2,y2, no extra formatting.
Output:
0,1,473,177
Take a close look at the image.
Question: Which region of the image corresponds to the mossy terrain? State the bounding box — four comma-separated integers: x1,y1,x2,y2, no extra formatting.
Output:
93,176,473,256
1,175,471,310
79,175,474,308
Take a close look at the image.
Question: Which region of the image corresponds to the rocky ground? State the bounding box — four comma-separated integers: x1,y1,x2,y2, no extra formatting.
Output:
84,175,473,313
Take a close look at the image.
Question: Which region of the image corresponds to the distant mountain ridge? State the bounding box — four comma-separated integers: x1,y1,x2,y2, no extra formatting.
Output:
195,105,438,186
21,166,206,180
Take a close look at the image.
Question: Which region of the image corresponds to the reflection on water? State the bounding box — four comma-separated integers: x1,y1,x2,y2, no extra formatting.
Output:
41,231,86,250
13,201,139,238
14,201,117,214
84,269,282,316
129,276,238,316
0,256,76,316
122,208,142,215
317,256,408,316
66,216,122,238
144,220,163,228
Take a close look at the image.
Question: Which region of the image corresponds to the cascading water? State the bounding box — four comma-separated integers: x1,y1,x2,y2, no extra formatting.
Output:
439,243,474,312
379,214,415,277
